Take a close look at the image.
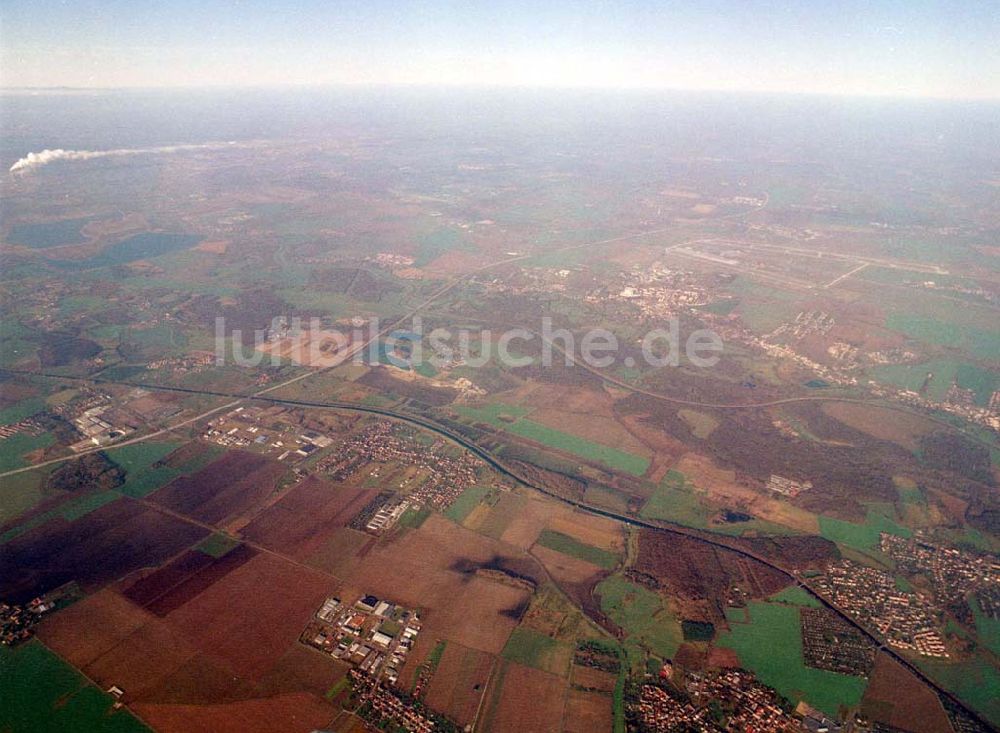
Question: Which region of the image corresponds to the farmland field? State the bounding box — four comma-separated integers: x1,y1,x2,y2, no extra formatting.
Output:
458,403,649,475
501,626,572,677
0,498,208,603
482,660,566,733
424,643,494,727
241,477,376,560
0,639,150,732
718,601,868,717
443,484,492,523
639,469,711,528
0,430,55,472
108,441,222,499
918,655,1000,726
595,574,682,658
150,450,287,526
818,508,912,552
535,529,619,570
860,653,954,733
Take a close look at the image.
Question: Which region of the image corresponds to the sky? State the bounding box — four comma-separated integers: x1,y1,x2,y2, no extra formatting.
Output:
1,0,999,99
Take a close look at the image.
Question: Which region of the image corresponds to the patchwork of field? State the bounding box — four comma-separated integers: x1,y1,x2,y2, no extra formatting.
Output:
423,642,495,728
122,544,258,617
479,493,625,556
3,88,1000,733
335,514,535,655
149,450,287,527
457,402,650,476
595,574,682,659
483,660,566,733
109,440,224,499
860,653,953,733
0,638,151,733
34,545,343,733
0,497,209,603
241,476,376,560
535,529,619,570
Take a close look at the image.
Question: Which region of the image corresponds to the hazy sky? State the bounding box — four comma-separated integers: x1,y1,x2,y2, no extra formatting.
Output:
2,0,998,98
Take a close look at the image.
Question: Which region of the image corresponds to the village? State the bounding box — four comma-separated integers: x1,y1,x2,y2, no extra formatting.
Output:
813,559,949,657
800,607,877,676
631,668,810,732
879,533,1000,614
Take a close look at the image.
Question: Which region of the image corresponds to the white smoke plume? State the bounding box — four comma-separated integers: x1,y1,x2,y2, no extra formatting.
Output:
9,142,240,174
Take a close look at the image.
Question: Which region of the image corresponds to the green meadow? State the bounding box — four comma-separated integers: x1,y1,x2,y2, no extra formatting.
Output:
919,655,1000,726
536,529,619,570
501,627,571,676
596,574,682,658
873,359,997,405
639,470,711,528
0,431,55,473
443,484,491,523
458,403,649,476
718,601,867,717
0,639,151,733
768,585,822,608
108,441,221,498
819,508,912,552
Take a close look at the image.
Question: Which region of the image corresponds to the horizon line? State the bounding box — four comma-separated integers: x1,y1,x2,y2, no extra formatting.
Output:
2,81,998,104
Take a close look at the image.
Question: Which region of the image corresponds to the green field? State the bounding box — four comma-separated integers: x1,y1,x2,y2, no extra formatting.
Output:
0,430,55,472
1,490,121,544
0,639,151,732
768,585,822,608
595,574,682,658
818,508,912,552
639,470,711,528
919,655,1000,726
458,403,650,476
108,441,220,498
885,310,1000,361
57,232,202,270
415,227,470,266
955,364,1000,405
894,476,924,504
718,601,867,717
398,504,432,529
0,470,47,524
971,596,1000,657
698,298,740,316
0,396,48,424
873,359,959,402
443,484,491,523
872,359,997,405
536,529,619,570
501,627,571,676
196,533,240,558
